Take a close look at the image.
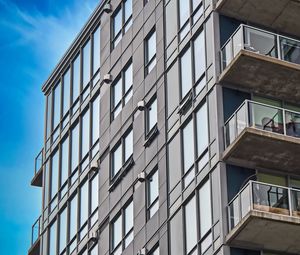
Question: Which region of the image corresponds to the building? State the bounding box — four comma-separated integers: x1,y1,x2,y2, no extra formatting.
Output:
28,0,300,255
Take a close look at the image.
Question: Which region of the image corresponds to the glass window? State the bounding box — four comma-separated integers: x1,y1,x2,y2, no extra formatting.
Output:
168,134,181,191
46,93,52,139
80,181,89,227
92,95,100,145
111,200,134,254
51,150,59,199
147,97,157,134
61,137,69,186
90,244,98,255
53,83,61,129
194,31,205,82
149,247,159,255
91,174,99,214
63,69,71,115
196,102,208,156
83,40,91,87
71,123,79,172
70,193,78,239
72,55,80,102
185,196,197,254
93,27,101,75
81,109,90,159
112,143,122,177
112,0,132,48
124,130,133,162
180,47,192,99
148,169,159,218
199,180,212,237
183,119,194,173
145,30,156,74
112,62,133,119
44,161,50,207
49,220,57,255
179,0,189,28
170,210,183,255
59,207,67,254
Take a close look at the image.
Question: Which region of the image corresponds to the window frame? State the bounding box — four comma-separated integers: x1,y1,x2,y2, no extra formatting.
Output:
145,95,158,138
145,28,157,75
147,167,159,219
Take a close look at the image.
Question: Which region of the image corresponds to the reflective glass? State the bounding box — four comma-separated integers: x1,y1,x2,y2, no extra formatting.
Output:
114,8,122,38
46,94,52,138
147,98,157,132
80,181,89,226
124,130,133,161
70,194,78,239
112,144,122,177
124,63,133,93
92,96,100,145
196,102,208,156
93,27,101,75
49,220,57,255
149,170,159,205
113,215,122,249
63,69,70,115
82,109,90,158
185,196,197,254
53,83,61,129
125,201,133,234
194,31,205,81
71,123,79,172
179,0,190,27
200,180,212,237
180,47,192,98
59,207,67,253
113,78,122,108
91,174,99,213
72,54,80,102
61,137,69,185
147,31,156,64
183,120,194,173
51,150,59,199
124,0,132,22
90,244,98,255
83,40,91,87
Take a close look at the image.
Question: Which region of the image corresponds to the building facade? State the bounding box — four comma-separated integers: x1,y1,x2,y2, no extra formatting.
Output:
28,0,300,255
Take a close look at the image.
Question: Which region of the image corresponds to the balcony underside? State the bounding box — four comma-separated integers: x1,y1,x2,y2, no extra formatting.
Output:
28,238,40,255
226,210,300,254
223,127,300,173
31,168,43,187
216,0,300,39
219,50,300,104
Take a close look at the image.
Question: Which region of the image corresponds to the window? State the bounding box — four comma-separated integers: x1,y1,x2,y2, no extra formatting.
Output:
49,220,57,255
59,207,67,254
61,137,69,192
90,244,98,255
111,62,133,120
93,27,101,76
50,150,59,202
81,109,90,160
92,95,100,146
69,193,78,252
90,173,99,226
185,196,197,254
111,128,133,179
71,123,79,173
53,82,61,130
63,68,71,116
178,0,204,40
112,0,132,48
196,102,208,157
145,29,156,74
146,97,157,135
72,54,81,104
149,246,159,255
46,93,52,140
79,180,89,239
111,200,134,254
147,169,159,218
179,30,206,100
83,40,91,88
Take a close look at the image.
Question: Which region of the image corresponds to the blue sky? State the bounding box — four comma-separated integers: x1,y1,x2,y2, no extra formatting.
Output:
0,0,99,254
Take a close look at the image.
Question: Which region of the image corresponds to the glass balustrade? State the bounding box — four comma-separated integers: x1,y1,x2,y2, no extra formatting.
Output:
221,24,300,71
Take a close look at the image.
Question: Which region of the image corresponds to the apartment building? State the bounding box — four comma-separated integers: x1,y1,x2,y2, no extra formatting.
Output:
28,0,300,255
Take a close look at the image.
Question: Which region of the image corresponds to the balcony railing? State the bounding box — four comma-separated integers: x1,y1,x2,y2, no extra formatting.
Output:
224,100,300,148
228,180,300,231
34,149,43,175
221,24,300,71
31,216,41,245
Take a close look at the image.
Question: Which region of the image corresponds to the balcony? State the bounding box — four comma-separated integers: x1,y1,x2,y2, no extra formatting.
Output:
223,100,300,173
215,0,300,39
227,181,300,253
219,25,300,104
28,216,41,255
31,149,43,187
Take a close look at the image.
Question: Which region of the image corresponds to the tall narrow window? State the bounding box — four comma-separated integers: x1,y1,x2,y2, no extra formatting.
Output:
90,244,98,255
92,95,100,146
196,102,208,157
61,137,69,188
63,69,71,116
111,200,134,254
71,123,79,173
69,194,78,247
147,169,159,218
46,93,52,139
49,220,57,255
83,40,91,88
180,47,192,99
184,196,197,254
183,119,194,174
124,129,133,162
199,180,212,237
53,82,61,129
145,29,156,74
112,143,122,178
111,62,133,120
149,246,159,255
90,173,99,225
50,150,59,200
81,109,90,159
72,54,80,103
59,207,67,254
80,181,89,230
146,97,157,135
93,27,101,76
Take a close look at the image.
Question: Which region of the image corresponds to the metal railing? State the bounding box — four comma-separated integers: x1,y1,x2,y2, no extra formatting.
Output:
228,180,300,231
220,24,300,71
34,149,43,175
31,216,41,245
224,100,300,148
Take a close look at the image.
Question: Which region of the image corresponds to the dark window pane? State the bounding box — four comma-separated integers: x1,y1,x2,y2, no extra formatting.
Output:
83,40,91,87
63,69,70,115
51,150,59,199
46,94,52,138
113,78,122,108
81,109,90,158
93,27,101,75
112,144,122,177
196,102,208,156
180,47,192,98
72,55,80,102
71,123,79,172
